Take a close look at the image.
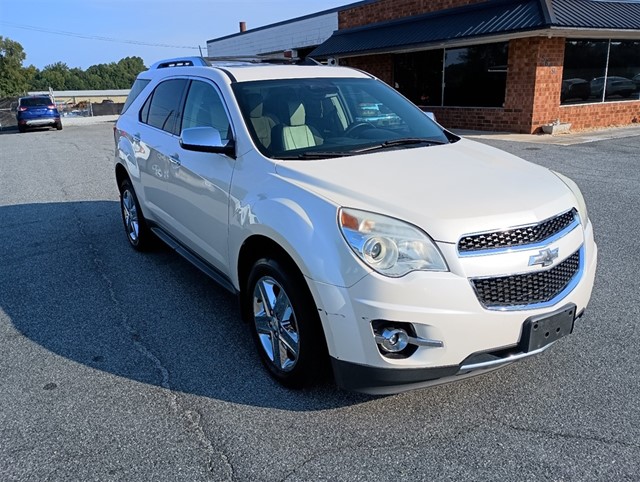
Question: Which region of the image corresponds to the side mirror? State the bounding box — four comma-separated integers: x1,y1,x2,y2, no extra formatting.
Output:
180,127,236,158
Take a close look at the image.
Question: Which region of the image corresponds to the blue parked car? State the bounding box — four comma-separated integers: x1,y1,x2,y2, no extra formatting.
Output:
16,95,62,133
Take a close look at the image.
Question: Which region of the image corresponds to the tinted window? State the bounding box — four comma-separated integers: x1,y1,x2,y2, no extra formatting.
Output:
561,39,640,105
606,40,640,102
142,79,188,134
393,42,508,108
122,78,151,114
20,97,52,107
181,80,231,141
562,40,608,104
443,43,508,107
395,50,443,106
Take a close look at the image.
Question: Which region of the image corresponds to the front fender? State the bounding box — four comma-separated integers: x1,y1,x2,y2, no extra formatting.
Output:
229,191,369,290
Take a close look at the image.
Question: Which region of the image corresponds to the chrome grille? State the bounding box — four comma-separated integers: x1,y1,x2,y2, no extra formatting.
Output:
458,209,577,253
471,249,581,309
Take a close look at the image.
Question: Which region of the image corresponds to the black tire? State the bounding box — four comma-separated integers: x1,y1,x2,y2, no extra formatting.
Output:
246,257,328,388
119,179,154,251
18,125,26,133
56,122,62,130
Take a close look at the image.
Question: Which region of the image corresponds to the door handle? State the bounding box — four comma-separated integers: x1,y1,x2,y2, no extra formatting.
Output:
170,156,181,167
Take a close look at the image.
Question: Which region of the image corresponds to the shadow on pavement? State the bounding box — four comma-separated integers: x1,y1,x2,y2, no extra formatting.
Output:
0,200,374,411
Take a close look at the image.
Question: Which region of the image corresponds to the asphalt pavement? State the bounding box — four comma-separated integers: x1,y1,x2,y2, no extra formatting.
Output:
1,123,639,481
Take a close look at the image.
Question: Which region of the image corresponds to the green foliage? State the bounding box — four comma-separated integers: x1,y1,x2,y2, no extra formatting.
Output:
0,36,147,96
0,36,31,96
32,56,146,90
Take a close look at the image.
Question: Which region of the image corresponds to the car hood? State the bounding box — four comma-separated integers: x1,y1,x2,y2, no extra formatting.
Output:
274,138,577,243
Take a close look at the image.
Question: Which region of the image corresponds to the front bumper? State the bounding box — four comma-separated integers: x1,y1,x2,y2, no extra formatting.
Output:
308,222,597,394
332,304,581,395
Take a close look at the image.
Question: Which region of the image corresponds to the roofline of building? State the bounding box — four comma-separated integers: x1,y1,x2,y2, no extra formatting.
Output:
320,0,546,38
325,26,640,59
206,0,374,44
540,0,556,24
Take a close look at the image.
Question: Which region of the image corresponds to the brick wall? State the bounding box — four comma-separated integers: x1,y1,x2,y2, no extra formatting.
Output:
342,54,394,85
340,0,486,28
527,37,640,132
530,37,565,130
560,102,640,130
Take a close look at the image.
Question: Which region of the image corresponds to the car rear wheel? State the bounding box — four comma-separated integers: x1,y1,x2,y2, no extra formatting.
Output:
119,179,153,251
246,257,328,388
56,122,62,130
18,125,26,133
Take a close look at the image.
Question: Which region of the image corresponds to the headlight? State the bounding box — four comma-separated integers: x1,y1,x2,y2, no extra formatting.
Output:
552,170,589,227
339,208,448,277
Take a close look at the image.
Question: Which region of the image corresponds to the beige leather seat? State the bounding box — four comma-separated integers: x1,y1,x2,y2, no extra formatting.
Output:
272,101,321,151
246,93,275,148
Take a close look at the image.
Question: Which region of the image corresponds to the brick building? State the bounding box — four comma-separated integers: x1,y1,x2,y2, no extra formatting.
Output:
207,0,640,133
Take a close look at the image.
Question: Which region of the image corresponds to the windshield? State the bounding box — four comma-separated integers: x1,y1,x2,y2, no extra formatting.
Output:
232,77,453,159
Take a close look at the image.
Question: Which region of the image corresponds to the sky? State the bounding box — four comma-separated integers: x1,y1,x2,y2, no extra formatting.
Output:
0,0,352,70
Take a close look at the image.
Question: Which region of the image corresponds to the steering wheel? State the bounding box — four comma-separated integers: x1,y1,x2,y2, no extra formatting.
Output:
344,122,374,137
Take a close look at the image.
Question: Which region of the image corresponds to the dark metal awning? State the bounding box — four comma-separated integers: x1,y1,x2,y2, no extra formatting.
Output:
552,0,640,29
311,0,546,58
310,0,640,58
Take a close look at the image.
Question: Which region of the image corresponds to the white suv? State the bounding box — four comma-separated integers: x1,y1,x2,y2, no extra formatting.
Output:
114,57,597,394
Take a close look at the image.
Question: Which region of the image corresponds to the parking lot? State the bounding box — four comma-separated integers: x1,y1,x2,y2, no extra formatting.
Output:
1,122,639,481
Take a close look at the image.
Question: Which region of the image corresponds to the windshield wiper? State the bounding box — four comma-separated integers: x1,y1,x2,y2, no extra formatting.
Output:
277,151,356,160
275,138,447,159
354,138,446,153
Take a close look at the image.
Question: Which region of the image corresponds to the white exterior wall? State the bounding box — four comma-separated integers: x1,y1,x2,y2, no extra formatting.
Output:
207,12,338,57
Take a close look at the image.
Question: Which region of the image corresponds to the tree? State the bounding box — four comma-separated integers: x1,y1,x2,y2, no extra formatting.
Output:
0,36,31,96
32,62,71,90
1,36,147,93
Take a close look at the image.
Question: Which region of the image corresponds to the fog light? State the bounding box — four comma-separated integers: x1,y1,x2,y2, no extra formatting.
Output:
376,328,409,353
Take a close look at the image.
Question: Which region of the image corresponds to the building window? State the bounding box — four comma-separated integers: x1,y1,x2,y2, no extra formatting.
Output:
443,43,508,107
562,39,640,105
394,50,443,107
394,42,508,108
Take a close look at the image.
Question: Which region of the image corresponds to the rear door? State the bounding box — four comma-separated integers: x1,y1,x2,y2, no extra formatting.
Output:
134,78,189,228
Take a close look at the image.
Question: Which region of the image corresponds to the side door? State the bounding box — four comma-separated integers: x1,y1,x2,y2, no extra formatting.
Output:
167,78,235,273
135,78,189,228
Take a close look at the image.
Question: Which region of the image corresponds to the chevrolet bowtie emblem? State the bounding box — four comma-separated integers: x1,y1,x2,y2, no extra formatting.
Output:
529,248,559,267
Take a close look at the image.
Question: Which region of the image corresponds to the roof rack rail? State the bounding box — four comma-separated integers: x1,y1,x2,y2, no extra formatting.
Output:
150,57,209,69
203,56,321,66
149,56,321,70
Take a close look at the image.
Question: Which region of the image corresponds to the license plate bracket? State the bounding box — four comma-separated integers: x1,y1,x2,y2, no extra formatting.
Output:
519,304,576,353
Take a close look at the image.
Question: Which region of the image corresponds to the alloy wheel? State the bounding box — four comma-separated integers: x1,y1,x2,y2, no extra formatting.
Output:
252,276,300,372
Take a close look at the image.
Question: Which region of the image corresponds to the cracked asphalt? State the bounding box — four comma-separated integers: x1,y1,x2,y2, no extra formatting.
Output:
1,122,639,481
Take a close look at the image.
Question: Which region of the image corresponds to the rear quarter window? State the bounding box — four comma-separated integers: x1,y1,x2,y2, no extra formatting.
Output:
121,78,151,114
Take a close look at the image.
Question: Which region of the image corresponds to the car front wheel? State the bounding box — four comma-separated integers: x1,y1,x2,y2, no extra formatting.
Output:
247,257,328,388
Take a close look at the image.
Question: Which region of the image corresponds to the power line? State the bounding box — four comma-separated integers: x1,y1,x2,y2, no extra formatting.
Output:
0,21,200,50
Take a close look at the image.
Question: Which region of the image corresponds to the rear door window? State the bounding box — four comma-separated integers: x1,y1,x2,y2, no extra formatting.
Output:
140,79,188,135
